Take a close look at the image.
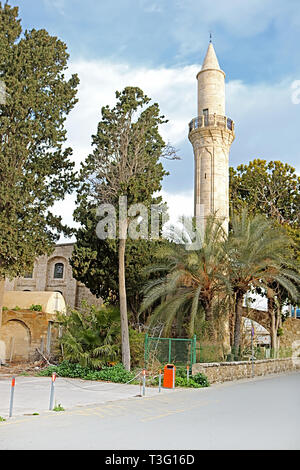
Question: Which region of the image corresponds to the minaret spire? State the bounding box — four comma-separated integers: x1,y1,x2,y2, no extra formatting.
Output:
200,41,222,73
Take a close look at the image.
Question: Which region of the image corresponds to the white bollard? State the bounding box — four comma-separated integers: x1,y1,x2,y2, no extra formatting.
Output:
49,372,56,410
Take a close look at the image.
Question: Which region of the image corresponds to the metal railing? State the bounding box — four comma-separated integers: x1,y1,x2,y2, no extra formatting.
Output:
144,334,197,370
189,114,234,133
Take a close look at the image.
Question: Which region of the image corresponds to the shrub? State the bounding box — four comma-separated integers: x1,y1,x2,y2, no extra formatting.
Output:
29,304,42,312
174,370,209,388
191,372,210,387
54,302,146,369
39,361,137,384
129,329,145,368
56,303,122,368
148,367,210,388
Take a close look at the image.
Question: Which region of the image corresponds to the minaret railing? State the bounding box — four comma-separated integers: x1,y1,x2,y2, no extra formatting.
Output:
189,114,234,133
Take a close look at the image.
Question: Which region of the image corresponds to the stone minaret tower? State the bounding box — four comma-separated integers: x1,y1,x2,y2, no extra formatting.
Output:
189,41,235,233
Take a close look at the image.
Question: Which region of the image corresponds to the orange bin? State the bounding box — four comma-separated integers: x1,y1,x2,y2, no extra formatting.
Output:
163,364,176,389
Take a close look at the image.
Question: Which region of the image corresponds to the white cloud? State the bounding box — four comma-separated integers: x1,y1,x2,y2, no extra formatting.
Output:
56,58,299,239
66,58,300,169
173,0,300,56
65,59,199,170
227,78,300,173
161,189,194,224
56,188,194,244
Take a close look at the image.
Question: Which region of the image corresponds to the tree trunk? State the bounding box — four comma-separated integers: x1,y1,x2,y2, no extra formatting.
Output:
268,295,278,357
233,293,244,358
275,307,282,355
118,232,131,371
270,311,277,355
205,302,216,340
0,278,5,328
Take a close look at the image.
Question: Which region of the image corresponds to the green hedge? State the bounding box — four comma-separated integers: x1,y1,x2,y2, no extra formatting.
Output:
39,361,210,388
38,361,137,383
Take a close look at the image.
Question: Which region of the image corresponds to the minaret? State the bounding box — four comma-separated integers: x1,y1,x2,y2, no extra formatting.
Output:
189,40,235,233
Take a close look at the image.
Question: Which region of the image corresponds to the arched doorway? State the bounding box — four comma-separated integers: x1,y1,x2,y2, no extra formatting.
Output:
0,320,31,362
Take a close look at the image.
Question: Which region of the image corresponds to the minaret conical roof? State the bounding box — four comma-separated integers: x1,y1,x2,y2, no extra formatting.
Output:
201,42,221,71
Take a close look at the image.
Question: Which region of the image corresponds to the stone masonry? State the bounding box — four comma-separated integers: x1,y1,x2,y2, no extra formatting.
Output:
189,41,235,232
192,357,300,384
4,243,102,310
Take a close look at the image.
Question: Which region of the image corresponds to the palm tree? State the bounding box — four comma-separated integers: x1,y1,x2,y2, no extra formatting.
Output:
226,210,300,356
140,215,230,338
57,303,121,368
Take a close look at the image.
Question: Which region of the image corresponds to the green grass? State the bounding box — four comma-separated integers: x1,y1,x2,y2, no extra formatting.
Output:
52,403,65,412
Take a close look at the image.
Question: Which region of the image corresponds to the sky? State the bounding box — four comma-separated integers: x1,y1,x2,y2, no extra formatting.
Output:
8,0,300,240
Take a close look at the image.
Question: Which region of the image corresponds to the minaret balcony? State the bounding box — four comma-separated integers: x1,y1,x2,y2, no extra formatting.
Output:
189,114,235,134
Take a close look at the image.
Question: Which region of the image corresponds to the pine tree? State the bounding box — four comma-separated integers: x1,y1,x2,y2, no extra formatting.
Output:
0,3,79,324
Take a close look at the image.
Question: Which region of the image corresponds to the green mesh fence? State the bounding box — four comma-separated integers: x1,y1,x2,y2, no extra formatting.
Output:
144,334,197,370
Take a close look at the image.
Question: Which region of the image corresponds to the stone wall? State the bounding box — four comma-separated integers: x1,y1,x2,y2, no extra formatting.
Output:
192,357,300,384
0,309,58,363
279,318,300,348
4,243,103,310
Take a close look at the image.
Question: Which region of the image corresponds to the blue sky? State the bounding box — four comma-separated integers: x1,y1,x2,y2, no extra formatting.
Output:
8,0,300,230
12,0,300,82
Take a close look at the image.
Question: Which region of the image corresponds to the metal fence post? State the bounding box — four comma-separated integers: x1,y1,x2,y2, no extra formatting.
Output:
144,334,148,369
49,372,56,410
142,369,146,396
193,335,197,365
9,377,15,418
251,324,255,378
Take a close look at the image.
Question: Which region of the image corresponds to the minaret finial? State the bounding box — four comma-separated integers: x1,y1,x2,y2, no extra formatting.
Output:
209,32,212,43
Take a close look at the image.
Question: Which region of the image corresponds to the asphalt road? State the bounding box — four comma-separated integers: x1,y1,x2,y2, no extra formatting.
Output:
0,372,299,450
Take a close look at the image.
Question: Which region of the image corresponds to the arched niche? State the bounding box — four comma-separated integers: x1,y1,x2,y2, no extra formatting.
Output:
0,320,31,362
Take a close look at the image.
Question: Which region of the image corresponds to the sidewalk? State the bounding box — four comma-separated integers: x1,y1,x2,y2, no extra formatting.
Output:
0,375,174,419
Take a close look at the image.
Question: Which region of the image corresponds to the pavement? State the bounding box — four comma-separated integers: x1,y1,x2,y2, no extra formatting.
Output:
0,373,173,418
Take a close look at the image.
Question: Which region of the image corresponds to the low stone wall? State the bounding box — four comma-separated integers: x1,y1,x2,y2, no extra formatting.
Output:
192,357,300,384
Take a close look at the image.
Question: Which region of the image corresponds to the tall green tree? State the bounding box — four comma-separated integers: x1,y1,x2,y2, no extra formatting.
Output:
0,3,79,325
74,87,174,370
230,159,300,350
226,210,300,356
229,159,300,227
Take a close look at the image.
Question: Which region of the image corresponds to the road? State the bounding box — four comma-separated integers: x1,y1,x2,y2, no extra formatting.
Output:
0,372,299,450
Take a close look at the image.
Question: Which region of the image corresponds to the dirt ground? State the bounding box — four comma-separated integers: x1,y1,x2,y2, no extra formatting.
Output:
0,360,48,378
